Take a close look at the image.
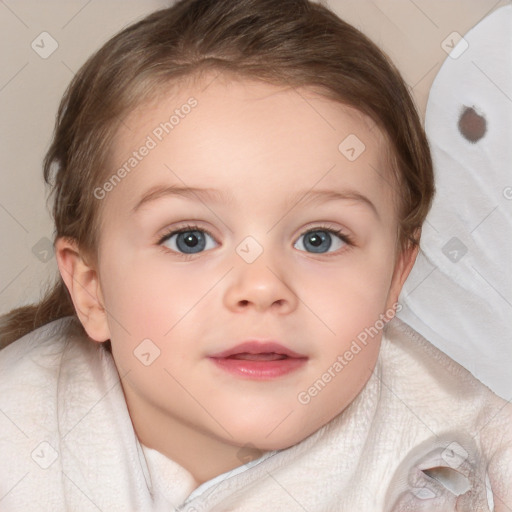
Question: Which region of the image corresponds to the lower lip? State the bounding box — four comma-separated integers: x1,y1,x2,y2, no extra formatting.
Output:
208,357,307,379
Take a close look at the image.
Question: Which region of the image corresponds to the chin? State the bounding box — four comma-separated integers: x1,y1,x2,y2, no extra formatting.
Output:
231,424,314,453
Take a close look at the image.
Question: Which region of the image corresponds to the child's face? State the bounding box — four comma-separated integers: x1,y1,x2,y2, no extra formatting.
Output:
75,75,415,471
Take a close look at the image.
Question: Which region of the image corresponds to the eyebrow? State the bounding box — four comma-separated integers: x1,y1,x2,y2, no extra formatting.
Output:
286,189,379,218
131,185,232,214
131,184,378,218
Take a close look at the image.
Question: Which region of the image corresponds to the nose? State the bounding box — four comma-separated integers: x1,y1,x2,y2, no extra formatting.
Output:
223,251,299,314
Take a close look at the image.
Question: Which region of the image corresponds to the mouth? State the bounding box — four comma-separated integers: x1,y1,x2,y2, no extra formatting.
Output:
208,341,308,379
209,341,307,359
224,352,291,361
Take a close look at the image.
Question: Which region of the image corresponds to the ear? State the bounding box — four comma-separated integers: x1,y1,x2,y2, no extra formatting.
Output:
55,237,110,342
385,230,420,310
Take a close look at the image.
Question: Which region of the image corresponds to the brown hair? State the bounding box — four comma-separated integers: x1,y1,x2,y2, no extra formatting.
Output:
0,0,434,348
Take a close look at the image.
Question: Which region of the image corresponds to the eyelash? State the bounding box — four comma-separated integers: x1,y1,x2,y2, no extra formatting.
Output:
157,224,217,260
157,223,354,259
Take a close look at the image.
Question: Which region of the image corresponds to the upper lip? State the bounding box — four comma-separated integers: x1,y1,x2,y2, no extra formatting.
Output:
209,341,307,359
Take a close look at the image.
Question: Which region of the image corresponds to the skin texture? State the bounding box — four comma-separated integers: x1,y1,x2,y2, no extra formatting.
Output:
56,74,418,486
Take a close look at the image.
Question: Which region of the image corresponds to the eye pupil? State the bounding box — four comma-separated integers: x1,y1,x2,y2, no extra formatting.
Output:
184,233,198,246
309,233,322,247
304,230,332,253
177,230,205,253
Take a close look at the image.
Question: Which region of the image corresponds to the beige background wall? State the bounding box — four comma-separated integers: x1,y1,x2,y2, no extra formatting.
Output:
0,0,506,314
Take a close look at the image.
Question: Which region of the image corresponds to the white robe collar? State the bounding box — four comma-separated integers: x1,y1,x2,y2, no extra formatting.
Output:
1,316,510,510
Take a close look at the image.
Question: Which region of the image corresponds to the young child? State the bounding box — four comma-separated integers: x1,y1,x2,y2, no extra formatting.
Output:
1,0,510,510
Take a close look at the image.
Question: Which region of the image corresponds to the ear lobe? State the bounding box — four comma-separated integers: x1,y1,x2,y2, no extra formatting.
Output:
385,234,420,310
54,237,110,342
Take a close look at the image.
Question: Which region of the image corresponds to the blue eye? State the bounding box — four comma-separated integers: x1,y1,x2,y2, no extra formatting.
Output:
158,225,352,257
159,226,217,255
294,228,351,254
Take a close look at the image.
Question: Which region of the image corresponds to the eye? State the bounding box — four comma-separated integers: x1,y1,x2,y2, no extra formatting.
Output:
158,225,218,255
294,227,352,254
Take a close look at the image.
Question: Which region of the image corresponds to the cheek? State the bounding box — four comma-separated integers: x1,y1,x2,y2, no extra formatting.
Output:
296,240,396,334
99,248,219,339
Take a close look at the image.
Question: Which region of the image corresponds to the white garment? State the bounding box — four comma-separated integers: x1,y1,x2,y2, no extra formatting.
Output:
0,316,510,511
399,5,512,399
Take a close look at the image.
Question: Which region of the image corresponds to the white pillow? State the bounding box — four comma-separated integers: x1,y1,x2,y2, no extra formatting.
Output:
398,5,512,399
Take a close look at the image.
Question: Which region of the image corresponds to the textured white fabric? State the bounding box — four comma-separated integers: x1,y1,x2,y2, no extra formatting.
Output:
398,5,512,399
0,316,511,511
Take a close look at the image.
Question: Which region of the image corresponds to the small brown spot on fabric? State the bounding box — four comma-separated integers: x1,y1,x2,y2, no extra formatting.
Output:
458,106,487,143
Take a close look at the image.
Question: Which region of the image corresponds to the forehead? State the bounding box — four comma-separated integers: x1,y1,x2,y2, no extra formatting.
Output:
106,74,396,219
